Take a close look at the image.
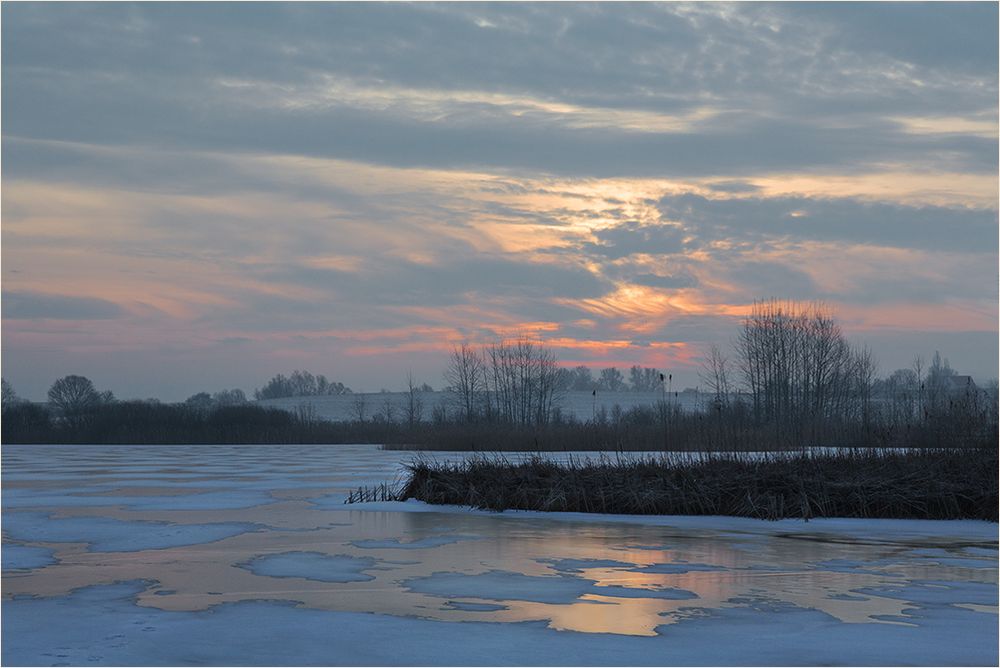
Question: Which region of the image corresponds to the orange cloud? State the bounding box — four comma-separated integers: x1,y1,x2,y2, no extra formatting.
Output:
560,284,750,336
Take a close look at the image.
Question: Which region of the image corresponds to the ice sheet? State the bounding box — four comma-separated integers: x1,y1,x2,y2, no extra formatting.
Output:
3,580,997,666
3,443,996,666
3,512,260,552
239,551,378,583
2,544,56,572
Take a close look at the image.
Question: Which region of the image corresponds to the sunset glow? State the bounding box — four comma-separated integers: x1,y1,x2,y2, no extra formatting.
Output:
2,2,996,400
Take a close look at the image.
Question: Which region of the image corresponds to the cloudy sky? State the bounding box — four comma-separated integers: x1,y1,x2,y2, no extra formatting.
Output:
3,2,997,401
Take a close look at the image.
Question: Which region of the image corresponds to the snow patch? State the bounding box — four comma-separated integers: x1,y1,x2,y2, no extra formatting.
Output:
2,544,56,571
2,512,259,552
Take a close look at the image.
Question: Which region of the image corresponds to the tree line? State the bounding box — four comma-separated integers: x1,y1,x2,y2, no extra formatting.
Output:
695,300,995,449
554,365,668,392
253,370,352,400
3,299,996,449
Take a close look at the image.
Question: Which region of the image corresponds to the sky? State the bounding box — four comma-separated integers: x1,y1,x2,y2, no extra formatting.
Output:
2,2,998,401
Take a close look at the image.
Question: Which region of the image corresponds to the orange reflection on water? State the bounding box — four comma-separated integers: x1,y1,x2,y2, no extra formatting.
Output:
4,473,996,638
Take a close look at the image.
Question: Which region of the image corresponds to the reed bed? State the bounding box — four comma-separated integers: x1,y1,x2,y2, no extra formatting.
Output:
345,482,400,504
386,448,997,521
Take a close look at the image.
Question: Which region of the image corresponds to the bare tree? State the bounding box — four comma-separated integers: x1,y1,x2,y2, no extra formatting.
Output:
184,392,214,414
213,388,247,406
431,400,449,424
295,403,319,424
925,351,956,413
47,375,100,416
351,393,368,422
569,366,594,391
853,345,878,433
483,338,562,425
699,344,732,407
642,367,661,392
290,370,316,397
405,372,425,427
881,368,918,427
628,365,644,392
379,397,397,424
444,344,485,422
912,356,925,419
255,370,351,399
987,380,999,429
2,378,19,408
735,300,878,445
598,367,626,392
628,366,663,392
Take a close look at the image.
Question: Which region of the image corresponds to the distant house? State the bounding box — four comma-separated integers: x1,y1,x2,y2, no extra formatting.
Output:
947,376,978,394
943,376,993,408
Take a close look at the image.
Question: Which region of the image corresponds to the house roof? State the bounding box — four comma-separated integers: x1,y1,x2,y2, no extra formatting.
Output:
948,375,977,390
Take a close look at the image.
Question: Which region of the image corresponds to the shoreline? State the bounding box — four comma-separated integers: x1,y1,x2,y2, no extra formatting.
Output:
391,448,999,522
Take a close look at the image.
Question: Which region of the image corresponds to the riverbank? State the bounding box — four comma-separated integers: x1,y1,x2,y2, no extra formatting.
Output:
397,447,998,521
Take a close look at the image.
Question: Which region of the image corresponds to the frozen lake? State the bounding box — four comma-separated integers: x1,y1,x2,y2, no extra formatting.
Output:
2,444,997,666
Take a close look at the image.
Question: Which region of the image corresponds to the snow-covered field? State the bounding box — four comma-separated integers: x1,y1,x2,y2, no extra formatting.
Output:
2,444,997,666
258,389,708,422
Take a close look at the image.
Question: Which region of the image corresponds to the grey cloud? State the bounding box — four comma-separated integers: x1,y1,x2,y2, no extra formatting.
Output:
657,194,999,253
191,260,610,337
298,255,612,306
705,181,762,194
713,260,820,302
778,2,998,76
824,254,998,305
1,138,282,197
583,221,689,259
596,259,699,290
194,292,407,335
644,313,745,345
2,291,124,320
191,253,613,335
6,75,995,178
3,3,705,108
4,3,996,178
216,336,252,345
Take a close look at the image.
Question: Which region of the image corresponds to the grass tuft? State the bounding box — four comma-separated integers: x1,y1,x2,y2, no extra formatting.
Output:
389,448,997,521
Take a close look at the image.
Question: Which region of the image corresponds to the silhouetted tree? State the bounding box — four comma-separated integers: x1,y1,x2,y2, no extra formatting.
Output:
185,392,214,413
598,367,625,392
880,368,919,425
351,393,368,422
213,388,247,406
569,366,595,391
255,370,351,399
405,372,425,427
2,402,51,441
483,338,562,425
2,378,19,407
735,300,878,444
379,396,397,424
924,351,957,413
444,344,486,422
47,375,100,416
699,344,732,407
628,366,662,392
